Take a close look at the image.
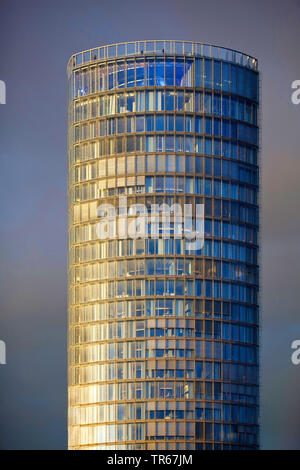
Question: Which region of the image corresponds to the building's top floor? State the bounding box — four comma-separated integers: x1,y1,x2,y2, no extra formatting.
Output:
67,40,258,76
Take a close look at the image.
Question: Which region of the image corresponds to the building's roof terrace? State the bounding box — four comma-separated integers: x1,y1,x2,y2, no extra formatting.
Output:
67,40,258,75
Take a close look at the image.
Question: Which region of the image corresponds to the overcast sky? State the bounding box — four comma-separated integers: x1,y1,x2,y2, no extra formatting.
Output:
0,0,299,449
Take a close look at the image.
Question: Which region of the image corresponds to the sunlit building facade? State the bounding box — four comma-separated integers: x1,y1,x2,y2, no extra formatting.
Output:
67,40,260,450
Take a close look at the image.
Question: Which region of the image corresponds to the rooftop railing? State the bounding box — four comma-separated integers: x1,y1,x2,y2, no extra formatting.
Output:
67,40,258,75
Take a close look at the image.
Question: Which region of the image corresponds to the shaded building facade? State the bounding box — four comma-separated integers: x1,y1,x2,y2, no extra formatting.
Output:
67,40,260,449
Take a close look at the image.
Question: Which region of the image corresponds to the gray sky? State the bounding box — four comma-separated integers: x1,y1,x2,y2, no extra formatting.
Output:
0,0,299,449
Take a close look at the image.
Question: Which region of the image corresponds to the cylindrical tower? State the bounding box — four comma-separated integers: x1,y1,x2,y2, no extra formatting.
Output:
67,40,259,450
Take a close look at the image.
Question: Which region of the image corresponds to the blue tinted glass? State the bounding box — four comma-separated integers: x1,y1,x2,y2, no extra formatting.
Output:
175,60,185,86
155,60,165,86
165,91,174,110
156,176,164,192
195,177,203,194
136,60,145,86
165,60,174,86
185,136,193,153
231,122,237,140
204,59,212,88
214,139,222,156
145,91,154,111
175,115,184,132
108,65,114,89
204,178,212,195
230,97,238,118
156,115,164,131
222,120,230,138
238,67,246,97
136,116,144,132
184,60,193,87
155,91,164,111
246,102,252,123
195,136,203,153
146,280,154,295
222,95,230,117
204,93,212,113
222,62,230,92
165,135,174,151
195,279,202,296
185,177,194,193
156,135,164,152
146,259,155,275
205,117,212,134
117,63,125,88
214,158,221,176
127,94,135,112
195,116,202,133
239,99,245,120
231,65,238,94
213,94,221,115
205,138,212,154
146,115,154,131
186,155,193,173
156,280,164,295
176,91,184,110
166,115,174,131
146,59,155,86
195,362,204,378
195,92,203,112
205,158,212,175
166,176,174,192
145,176,154,193
214,118,221,136
185,116,193,132
250,71,258,101
214,61,221,90
195,59,203,87
175,239,183,254
127,62,135,87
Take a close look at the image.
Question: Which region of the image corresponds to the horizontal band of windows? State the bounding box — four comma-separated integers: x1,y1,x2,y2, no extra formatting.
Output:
69,58,258,101
71,217,258,244
69,382,259,400
69,421,258,447
70,259,258,285
70,277,258,304
69,318,257,342
69,338,259,366
70,365,259,388
71,156,258,183
69,402,258,426
70,299,258,325
71,190,257,213
71,443,256,450
73,117,258,143
72,92,258,125
71,141,258,166
70,238,258,264
69,380,258,405
70,273,258,290
72,133,259,153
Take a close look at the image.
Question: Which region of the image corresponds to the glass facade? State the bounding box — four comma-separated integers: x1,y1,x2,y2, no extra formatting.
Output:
67,40,259,450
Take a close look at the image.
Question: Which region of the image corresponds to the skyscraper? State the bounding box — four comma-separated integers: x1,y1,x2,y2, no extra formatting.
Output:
67,40,259,450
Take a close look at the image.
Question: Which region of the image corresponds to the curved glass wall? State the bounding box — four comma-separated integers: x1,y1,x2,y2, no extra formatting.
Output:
68,41,259,450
